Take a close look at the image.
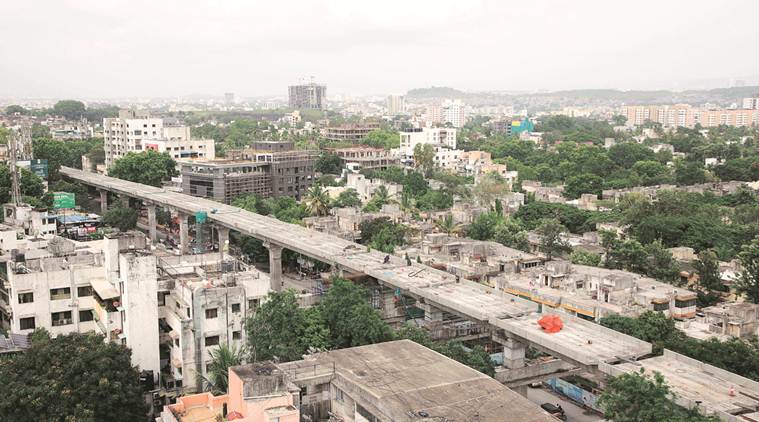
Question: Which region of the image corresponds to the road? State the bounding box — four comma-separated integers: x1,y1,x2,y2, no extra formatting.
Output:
526,386,604,422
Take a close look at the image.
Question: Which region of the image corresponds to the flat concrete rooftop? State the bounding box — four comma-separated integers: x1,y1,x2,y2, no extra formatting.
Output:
604,349,759,419
281,340,557,422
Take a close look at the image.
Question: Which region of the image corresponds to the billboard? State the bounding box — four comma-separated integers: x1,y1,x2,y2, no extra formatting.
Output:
53,192,76,209
16,159,49,179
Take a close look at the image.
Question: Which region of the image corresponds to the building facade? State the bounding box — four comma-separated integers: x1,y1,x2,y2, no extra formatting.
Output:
183,142,316,203
103,110,215,168
323,122,380,142
622,104,759,128
288,82,326,110
386,94,405,115
399,127,457,157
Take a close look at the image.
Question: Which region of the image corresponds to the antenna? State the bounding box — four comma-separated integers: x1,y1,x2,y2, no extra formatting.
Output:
9,129,22,206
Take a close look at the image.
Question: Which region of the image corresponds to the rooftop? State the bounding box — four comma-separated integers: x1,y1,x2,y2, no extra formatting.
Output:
280,340,557,422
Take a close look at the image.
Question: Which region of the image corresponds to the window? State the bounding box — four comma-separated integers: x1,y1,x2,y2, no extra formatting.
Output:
248,299,259,310
79,310,94,322
18,292,33,304
50,287,71,301
20,317,35,330
205,336,219,347
205,308,218,319
652,301,669,312
231,303,240,313
157,291,167,306
51,311,73,326
232,331,241,340
77,286,93,297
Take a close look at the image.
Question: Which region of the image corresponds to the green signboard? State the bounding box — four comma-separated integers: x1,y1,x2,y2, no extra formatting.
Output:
195,211,208,224
16,159,49,179
53,192,76,209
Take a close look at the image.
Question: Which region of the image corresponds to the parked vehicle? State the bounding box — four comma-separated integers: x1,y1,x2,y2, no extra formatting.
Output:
540,403,567,421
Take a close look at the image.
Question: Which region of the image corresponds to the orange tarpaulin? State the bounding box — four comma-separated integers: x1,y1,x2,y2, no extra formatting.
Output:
538,314,563,333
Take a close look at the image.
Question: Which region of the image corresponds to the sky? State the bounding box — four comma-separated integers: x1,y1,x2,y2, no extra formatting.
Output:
2,0,759,99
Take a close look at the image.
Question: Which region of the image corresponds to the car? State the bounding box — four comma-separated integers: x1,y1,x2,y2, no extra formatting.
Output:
540,403,567,421
528,381,543,388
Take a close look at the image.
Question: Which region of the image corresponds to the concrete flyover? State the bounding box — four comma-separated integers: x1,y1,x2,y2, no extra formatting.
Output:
62,166,650,370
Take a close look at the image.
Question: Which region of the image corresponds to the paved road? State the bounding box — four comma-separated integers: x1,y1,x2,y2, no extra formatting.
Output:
526,386,605,422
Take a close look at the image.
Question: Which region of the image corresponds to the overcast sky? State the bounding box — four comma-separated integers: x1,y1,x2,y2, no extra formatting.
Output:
2,0,758,99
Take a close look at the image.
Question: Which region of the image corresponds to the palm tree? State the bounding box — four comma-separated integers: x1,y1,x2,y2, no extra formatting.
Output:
372,185,396,206
435,214,460,236
207,344,245,394
304,185,331,216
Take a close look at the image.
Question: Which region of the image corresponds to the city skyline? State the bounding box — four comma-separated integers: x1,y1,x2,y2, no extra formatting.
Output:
2,0,759,99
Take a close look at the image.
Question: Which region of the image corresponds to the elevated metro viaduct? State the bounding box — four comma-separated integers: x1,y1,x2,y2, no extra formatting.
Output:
62,167,759,420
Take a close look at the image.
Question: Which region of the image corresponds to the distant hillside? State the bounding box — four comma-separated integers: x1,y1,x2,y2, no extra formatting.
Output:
406,86,467,98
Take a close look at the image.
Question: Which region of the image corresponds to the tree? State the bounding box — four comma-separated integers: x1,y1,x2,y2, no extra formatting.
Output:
536,218,571,260
737,237,759,304
0,331,146,421
413,143,435,175
435,214,461,236
467,212,501,241
247,290,325,362
332,188,361,208
303,185,331,216
694,249,726,292
363,129,399,149
108,151,178,187
563,173,603,199
570,249,602,266
0,165,46,205
675,160,707,185
473,172,511,207
315,152,342,174
52,100,86,120
102,205,138,232
493,219,530,251
5,104,28,115
319,278,392,348
206,344,245,394
598,369,718,422
363,185,395,212
611,114,627,126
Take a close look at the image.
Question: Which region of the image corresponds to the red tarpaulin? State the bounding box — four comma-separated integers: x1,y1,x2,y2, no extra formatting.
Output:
538,314,563,333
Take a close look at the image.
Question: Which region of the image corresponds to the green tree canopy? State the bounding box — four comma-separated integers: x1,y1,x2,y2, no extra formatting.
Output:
102,205,138,232
52,100,86,120
0,331,146,421
108,151,178,187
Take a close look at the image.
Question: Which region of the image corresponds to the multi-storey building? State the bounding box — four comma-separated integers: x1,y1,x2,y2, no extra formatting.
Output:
328,146,399,171
622,104,759,128
426,99,467,127
386,94,405,115
103,110,215,168
398,127,457,157
183,142,316,202
323,122,380,142
743,96,759,110
288,82,326,110
0,230,270,395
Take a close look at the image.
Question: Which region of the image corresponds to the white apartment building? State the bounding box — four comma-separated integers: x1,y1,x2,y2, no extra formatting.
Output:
432,145,463,170
398,127,457,157
744,96,759,110
425,100,467,128
0,230,270,394
104,110,215,168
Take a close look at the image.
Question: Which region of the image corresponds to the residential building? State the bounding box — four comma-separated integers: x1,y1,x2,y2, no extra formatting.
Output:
511,117,535,135
398,127,457,157
278,340,556,422
159,362,299,422
323,121,380,142
743,95,759,110
328,146,399,171
0,230,270,394
344,172,402,203
622,104,759,128
184,142,316,202
103,110,215,168
426,99,467,127
288,81,326,110
386,94,405,115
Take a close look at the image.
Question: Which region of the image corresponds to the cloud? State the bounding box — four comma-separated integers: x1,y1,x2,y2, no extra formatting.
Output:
1,0,758,98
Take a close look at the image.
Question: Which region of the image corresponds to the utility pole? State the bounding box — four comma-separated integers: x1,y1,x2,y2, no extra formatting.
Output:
9,129,22,206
